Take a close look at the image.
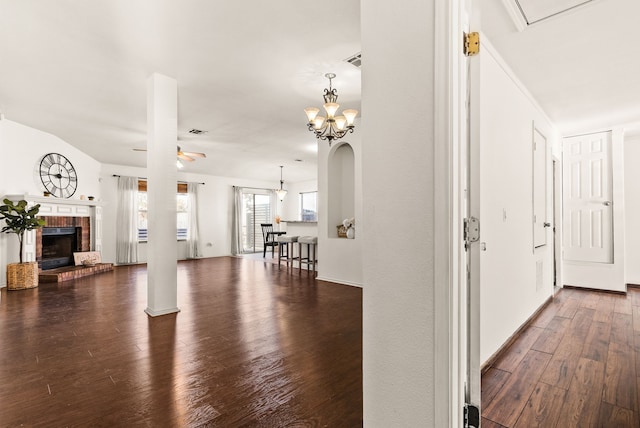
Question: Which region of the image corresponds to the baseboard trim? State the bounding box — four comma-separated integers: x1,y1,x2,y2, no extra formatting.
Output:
315,276,363,288
563,284,626,295
481,294,553,375
145,307,180,317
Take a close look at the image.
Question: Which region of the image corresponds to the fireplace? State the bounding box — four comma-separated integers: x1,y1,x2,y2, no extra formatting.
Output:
41,227,80,270
36,216,91,271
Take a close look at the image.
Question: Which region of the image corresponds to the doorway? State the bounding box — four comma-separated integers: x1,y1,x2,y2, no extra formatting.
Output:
240,190,273,254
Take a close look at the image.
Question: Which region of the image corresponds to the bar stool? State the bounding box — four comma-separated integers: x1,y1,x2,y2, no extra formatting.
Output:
277,235,299,268
298,236,318,276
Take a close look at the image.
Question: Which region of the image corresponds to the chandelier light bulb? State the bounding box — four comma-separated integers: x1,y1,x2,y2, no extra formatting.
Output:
323,102,340,118
313,116,326,129
343,109,358,126
304,107,320,122
334,116,347,130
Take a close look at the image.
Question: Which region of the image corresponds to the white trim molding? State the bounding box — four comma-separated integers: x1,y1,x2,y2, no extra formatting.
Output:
500,0,528,31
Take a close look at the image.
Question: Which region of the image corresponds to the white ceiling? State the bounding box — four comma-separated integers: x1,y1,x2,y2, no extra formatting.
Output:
482,0,640,137
0,1,637,186
0,0,361,183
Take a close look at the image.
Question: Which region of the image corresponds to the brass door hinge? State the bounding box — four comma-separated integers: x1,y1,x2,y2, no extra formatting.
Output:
464,32,480,56
463,217,480,250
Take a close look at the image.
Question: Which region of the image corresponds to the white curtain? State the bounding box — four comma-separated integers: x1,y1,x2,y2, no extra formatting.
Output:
231,186,243,255
116,176,139,264
186,182,201,258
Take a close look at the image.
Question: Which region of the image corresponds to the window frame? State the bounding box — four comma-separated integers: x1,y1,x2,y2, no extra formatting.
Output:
300,191,318,222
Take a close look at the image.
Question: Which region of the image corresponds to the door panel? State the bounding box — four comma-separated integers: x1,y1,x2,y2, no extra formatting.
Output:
562,131,613,263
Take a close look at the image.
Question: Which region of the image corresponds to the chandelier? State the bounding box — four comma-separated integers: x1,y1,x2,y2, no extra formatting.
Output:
275,165,287,201
304,73,358,145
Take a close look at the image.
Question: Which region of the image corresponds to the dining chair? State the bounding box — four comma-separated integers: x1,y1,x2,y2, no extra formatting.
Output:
260,223,279,257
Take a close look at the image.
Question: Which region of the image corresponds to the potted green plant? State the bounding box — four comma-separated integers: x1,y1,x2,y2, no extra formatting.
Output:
0,199,45,290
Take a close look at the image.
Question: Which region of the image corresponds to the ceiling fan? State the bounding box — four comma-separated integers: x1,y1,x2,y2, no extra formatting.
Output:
133,145,207,163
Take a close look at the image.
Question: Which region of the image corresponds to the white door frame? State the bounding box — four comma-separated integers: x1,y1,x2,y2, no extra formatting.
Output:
434,0,477,426
552,155,562,289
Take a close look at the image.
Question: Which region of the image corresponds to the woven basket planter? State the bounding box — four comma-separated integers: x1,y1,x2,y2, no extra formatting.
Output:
6,262,39,290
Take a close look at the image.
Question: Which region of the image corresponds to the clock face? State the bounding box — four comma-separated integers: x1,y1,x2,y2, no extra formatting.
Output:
39,153,78,198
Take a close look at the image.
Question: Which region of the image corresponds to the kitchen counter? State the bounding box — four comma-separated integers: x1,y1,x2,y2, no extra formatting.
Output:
280,221,318,238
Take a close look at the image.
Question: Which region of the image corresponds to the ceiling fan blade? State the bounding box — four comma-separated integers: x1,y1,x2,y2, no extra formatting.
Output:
137,146,202,161
182,151,206,158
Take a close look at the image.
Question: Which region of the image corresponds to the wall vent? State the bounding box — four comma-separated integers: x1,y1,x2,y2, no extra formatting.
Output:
344,52,362,68
536,261,544,291
188,129,207,135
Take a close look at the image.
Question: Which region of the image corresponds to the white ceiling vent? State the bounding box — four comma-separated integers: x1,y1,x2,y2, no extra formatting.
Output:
345,52,361,69
502,0,599,30
188,128,207,135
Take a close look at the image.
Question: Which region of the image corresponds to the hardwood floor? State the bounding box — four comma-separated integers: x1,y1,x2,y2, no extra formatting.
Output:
482,286,640,427
0,257,362,427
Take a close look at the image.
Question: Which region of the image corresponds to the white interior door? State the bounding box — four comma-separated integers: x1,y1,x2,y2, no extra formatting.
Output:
562,131,613,263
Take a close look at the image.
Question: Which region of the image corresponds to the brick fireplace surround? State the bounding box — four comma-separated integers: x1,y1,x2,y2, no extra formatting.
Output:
36,216,91,264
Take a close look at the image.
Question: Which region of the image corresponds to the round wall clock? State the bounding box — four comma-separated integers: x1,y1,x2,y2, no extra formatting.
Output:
39,153,78,198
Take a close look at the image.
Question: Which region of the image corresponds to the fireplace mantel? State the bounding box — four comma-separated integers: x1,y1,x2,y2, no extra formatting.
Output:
4,194,104,208
3,194,104,264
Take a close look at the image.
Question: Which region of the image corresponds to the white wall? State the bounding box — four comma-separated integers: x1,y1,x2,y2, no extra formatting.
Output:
278,179,318,222
625,136,640,285
479,40,559,363
361,0,435,424
0,119,102,198
0,118,101,285
100,163,278,264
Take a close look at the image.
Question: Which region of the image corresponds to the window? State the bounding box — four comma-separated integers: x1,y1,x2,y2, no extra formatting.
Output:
176,193,188,240
300,191,318,221
137,181,189,242
138,191,148,241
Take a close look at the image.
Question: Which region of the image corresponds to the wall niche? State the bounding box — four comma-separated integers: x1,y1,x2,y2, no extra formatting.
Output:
328,142,355,238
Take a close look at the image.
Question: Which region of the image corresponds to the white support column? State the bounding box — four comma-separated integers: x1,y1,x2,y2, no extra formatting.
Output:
145,73,179,317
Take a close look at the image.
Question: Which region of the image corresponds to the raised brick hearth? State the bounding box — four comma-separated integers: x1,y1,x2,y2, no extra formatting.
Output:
35,215,112,282
38,263,114,283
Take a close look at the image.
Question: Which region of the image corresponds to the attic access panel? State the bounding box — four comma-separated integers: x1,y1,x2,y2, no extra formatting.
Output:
513,0,597,25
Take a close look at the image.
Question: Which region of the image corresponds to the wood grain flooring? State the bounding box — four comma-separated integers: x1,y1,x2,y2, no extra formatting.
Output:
482,287,640,427
0,257,362,427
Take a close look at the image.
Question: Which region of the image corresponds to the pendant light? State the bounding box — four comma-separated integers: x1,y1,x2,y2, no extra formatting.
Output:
275,165,287,201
